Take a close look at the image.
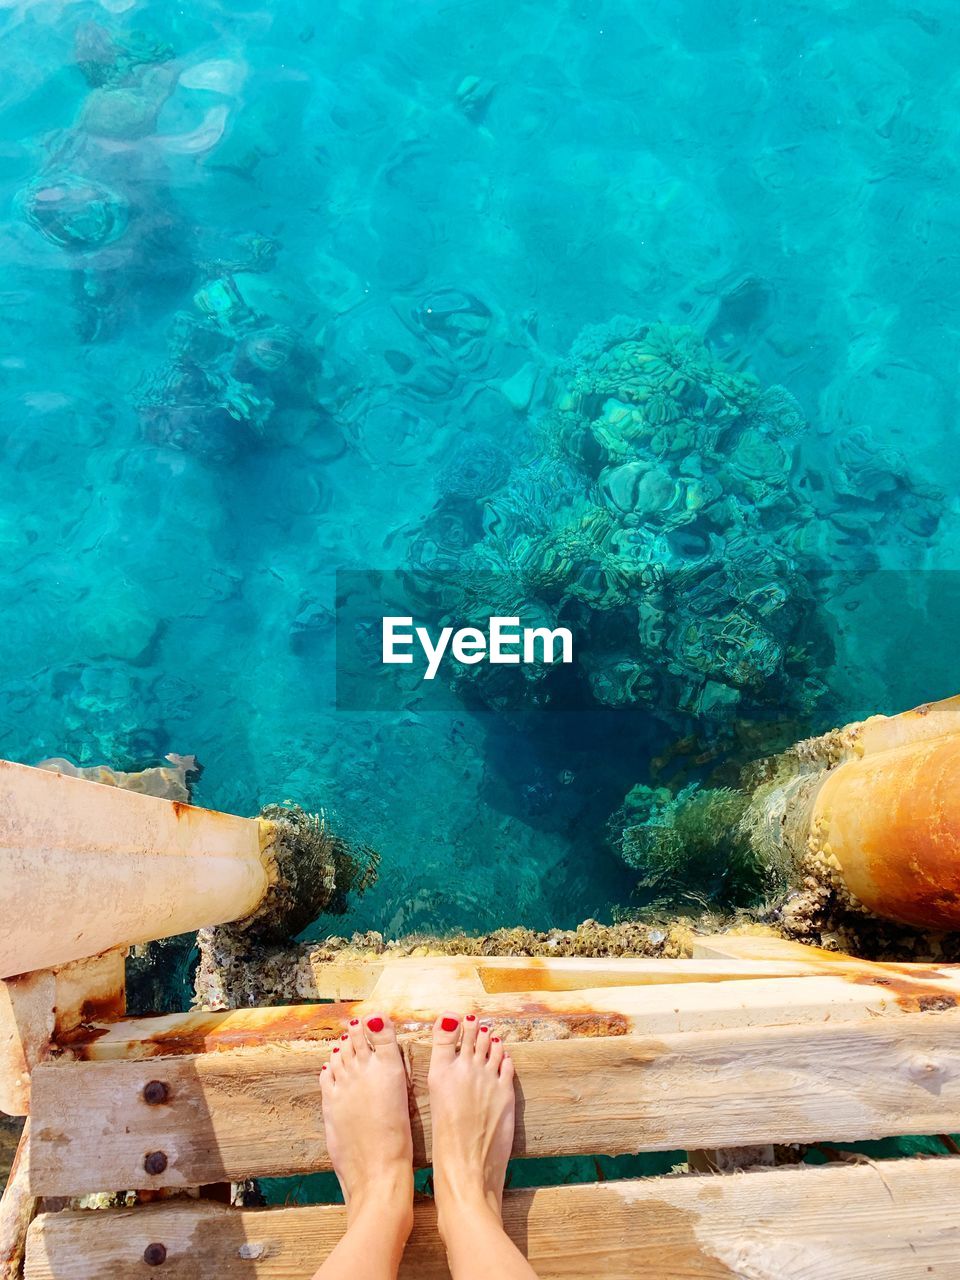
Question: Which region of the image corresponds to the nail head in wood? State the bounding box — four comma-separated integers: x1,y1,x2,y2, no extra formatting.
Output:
144,1151,168,1176
143,1243,167,1265
143,1080,169,1105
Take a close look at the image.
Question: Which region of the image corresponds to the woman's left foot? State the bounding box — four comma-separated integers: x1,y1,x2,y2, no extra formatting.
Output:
320,1013,414,1234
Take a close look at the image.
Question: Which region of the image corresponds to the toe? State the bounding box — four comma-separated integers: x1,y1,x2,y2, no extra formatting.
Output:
328,1042,345,1080
363,1013,399,1053
346,1017,371,1058
336,1030,355,1067
488,1034,505,1073
499,1052,515,1084
460,1012,480,1055
475,1021,492,1059
430,1012,462,1064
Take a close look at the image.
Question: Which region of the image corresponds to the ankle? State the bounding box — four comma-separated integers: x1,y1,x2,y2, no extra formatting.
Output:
435,1174,501,1241
345,1167,415,1237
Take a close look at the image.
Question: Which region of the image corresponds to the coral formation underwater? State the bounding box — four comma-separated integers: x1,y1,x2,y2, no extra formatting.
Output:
409,320,942,735
608,782,764,910
245,803,379,942
139,252,346,464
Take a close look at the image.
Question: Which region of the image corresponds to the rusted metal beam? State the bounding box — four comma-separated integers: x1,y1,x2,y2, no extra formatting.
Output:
0,759,271,976
811,729,960,928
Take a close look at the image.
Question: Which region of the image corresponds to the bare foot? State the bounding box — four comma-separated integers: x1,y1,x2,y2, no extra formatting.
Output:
319,1013,414,1236
428,1012,516,1230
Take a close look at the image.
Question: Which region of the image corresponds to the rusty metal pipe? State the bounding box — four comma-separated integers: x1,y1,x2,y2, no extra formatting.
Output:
811,733,960,929
0,759,271,977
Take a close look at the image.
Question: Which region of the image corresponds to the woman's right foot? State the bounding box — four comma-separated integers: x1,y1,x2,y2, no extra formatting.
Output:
319,1013,414,1237
428,1012,516,1228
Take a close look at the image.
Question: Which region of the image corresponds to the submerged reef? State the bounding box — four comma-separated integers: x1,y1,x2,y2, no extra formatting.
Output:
139,256,346,463
409,320,941,734
608,706,960,961
609,782,767,910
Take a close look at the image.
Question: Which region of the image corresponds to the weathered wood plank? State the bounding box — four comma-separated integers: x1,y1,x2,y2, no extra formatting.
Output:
29,1010,960,1196
692,934,860,965
0,1118,36,1280
25,1159,960,1279
65,967,960,1061
471,957,885,993
1,951,125,1115
314,952,931,1001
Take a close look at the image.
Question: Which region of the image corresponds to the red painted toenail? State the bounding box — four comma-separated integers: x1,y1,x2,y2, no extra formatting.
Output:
367,1017,384,1033
466,1014,477,1022
441,1017,459,1032
332,1047,340,1053
349,1019,360,1026
340,1034,349,1041
321,1065,328,1071
492,1037,501,1043
480,1026,489,1033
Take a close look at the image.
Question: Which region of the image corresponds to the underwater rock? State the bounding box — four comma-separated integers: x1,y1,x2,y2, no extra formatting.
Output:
138,263,341,462
82,85,165,139
408,318,942,734
36,752,200,802
20,175,128,251
24,662,164,768
74,22,175,90
455,75,497,122
609,782,763,910
438,438,511,501
138,359,262,461
499,361,539,412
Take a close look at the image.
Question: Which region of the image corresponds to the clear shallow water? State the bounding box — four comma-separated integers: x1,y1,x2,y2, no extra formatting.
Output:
1,0,958,936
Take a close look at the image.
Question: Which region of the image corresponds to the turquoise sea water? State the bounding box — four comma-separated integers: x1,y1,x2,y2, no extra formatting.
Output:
1,0,959,937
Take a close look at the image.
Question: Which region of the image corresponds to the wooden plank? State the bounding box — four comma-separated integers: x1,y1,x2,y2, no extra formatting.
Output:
692,934,868,965
471,953,908,991
312,952,905,1001
64,966,960,1062
25,1159,960,1279
1,951,126,1115
28,1010,960,1196
0,1118,36,1280
0,951,125,1115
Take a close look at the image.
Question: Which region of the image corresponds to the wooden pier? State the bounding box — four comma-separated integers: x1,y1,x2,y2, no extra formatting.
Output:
2,736,960,1278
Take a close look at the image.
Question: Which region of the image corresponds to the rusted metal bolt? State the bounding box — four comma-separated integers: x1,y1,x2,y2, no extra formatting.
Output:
143,1080,169,1106
144,1151,168,1176
143,1243,167,1266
